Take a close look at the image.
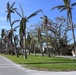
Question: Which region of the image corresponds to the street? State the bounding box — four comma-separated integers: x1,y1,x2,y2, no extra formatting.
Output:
0,55,76,75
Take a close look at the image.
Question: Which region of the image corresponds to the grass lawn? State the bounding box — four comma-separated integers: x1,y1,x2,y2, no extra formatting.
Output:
3,54,76,71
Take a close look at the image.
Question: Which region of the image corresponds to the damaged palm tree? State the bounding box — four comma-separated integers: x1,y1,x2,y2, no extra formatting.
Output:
52,0,76,56
41,14,51,57
6,2,17,55
15,4,42,59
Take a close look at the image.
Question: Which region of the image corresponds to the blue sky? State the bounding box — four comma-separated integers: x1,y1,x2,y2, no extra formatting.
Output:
0,0,76,43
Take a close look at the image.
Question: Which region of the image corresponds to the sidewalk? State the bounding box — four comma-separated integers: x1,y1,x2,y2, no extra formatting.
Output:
0,55,76,75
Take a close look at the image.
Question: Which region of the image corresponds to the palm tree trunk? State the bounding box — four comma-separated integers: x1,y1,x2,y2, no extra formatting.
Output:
45,27,50,57
14,40,19,57
10,19,13,55
70,12,76,56
24,28,27,59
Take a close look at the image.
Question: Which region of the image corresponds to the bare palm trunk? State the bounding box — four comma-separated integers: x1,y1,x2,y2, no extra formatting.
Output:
45,27,50,57
24,28,27,59
70,12,76,56
10,19,13,55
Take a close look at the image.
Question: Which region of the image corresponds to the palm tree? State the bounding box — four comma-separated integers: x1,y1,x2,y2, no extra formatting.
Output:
52,0,76,56
6,2,17,55
10,23,20,55
15,4,42,59
41,15,50,57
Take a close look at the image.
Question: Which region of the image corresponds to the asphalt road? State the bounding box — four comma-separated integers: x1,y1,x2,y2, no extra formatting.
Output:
0,55,76,75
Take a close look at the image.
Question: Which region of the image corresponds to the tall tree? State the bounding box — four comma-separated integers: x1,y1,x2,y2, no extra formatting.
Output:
6,2,17,55
52,0,76,56
41,15,50,57
15,4,42,59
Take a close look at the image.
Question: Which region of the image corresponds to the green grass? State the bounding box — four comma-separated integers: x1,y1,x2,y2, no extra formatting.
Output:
3,54,76,71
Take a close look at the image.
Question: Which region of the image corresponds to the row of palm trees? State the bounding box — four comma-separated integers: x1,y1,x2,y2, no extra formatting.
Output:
5,2,43,59
0,0,76,58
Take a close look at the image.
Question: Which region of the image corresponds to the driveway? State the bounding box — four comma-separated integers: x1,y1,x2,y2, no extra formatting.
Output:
0,55,76,75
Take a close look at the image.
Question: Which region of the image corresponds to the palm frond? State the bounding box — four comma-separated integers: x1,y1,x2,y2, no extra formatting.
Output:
71,3,76,6
27,9,42,19
15,10,22,18
11,20,20,26
12,8,17,11
51,5,65,10
19,4,24,17
7,2,10,9
59,7,67,12
11,2,16,8
6,2,16,22
14,26,20,30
